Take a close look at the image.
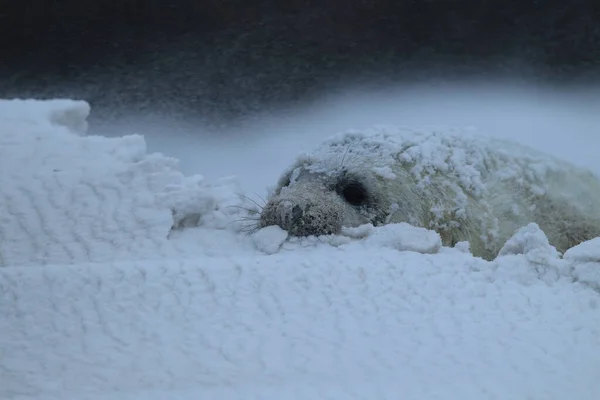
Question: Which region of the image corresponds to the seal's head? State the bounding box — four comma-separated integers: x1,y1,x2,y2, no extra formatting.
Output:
259,167,390,236
258,131,411,237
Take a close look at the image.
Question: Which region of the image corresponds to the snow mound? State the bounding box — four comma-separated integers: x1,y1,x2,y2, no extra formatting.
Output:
341,222,443,253
564,238,600,291
2,100,600,400
0,99,251,267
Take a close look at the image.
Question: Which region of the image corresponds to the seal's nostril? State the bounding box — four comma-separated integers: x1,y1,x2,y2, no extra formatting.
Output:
292,205,303,219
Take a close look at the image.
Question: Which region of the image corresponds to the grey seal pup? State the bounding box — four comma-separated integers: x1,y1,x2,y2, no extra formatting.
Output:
258,127,600,260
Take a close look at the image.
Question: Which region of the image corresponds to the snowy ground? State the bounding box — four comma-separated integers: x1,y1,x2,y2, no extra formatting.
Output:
1,91,600,400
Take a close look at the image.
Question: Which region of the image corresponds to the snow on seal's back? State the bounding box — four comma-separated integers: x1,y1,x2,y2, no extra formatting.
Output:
298,125,576,197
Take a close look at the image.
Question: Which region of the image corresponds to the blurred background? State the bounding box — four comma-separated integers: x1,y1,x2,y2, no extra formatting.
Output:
2,0,599,131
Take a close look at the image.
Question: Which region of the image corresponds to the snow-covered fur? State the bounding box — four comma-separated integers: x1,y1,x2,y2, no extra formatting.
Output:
259,127,600,260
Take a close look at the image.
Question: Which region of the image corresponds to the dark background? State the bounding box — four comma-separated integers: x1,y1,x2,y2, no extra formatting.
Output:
2,0,599,128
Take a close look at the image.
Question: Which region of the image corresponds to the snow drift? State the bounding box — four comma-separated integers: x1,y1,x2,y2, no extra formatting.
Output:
1,99,600,400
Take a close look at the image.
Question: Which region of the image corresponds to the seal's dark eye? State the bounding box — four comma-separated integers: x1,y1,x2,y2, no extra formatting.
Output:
280,174,292,188
341,182,368,206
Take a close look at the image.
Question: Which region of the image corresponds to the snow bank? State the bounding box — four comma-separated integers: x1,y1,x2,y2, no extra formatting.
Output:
1,99,600,400
3,246,600,400
0,99,251,267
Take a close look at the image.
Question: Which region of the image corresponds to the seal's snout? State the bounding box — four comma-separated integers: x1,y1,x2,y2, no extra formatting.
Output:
259,184,345,237
274,200,303,228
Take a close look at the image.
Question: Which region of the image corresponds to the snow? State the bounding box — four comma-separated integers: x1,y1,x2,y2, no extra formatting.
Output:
1,98,600,400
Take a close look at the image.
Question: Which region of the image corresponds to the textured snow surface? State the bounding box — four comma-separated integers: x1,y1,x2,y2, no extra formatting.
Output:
0,99,251,267
1,99,600,400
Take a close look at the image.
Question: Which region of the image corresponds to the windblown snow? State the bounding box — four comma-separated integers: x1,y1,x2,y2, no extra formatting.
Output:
1,99,600,400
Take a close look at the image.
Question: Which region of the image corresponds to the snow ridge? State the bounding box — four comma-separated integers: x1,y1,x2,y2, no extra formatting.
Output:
0,100,248,267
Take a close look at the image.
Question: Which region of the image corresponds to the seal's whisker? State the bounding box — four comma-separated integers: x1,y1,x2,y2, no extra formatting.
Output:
339,144,351,169
227,219,243,228
240,193,266,209
345,150,362,169
242,226,262,236
240,215,260,220
227,205,261,214
235,222,261,235
340,140,363,170
230,217,260,224
253,193,268,206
